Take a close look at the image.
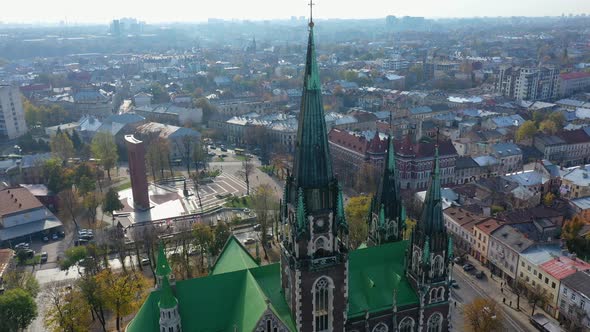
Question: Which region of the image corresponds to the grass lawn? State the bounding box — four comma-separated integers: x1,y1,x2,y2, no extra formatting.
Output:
225,196,253,208
114,181,132,192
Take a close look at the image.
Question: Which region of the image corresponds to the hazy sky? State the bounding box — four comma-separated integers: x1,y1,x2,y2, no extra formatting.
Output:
2,0,589,23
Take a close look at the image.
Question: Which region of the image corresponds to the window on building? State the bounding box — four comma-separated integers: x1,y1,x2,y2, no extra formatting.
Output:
314,277,332,332
426,313,443,332
399,317,415,332
372,323,388,332
552,282,556,289
564,288,568,295
572,294,576,301
582,300,586,309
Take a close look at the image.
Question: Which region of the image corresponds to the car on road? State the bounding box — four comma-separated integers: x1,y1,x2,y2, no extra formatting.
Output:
462,263,475,271
453,256,465,264
40,252,48,263
243,238,256,245
475,271,485,279
450,280,459,288
253,224,261,231
15,242,30,250
140,258,150,266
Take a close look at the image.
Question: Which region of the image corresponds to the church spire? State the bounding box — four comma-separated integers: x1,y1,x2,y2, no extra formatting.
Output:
418,141,444,234
292,10,333,189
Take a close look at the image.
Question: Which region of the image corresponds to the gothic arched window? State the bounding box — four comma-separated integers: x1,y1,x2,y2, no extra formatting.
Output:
426,312,443,332
399,317,415,332
313,277,333,332
314,236,329,257
372,322,389,332
433,255,444,277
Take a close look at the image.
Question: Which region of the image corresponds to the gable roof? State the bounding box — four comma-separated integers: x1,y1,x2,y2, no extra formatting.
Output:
210,235,259,275
0,187,44,216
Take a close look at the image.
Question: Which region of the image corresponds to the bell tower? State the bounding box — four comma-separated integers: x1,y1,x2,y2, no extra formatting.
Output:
280,6,349,331
405,143,452,332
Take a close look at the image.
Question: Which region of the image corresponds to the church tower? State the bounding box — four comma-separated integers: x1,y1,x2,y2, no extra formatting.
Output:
156,243,182,332
368,132,405,245
405,145,452,332
280,12,349,332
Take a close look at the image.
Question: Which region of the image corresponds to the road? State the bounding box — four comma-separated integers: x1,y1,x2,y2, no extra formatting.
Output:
450,266,535,332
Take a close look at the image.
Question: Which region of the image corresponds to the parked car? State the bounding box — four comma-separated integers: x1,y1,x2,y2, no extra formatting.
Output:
453,256,465,264
42,236,49,242
450,280,459,288
75,239,89,246
475,271,485,279
462,263,475,271
40,252,48,263
243,238,256,245
51,233,59,241
14,243,29,250
140,258,150,266
253,224,261,231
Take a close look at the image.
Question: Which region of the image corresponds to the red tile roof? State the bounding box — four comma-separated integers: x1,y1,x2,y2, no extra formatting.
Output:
0,187,44,216
559,129,590,144
540,256,590,280
475,218,504,235
560,72,590,81
328,128,370,155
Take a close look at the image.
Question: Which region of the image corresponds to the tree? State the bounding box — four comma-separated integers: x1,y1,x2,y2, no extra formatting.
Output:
251,184,278,253
0,288,38,331
1,270,40,298
512,280,527,310
78,276,107,331
548,112,565,129
463,297,503,332
354,163,379,194
91,132,118,180
563,301,588,332
59,188,81,230
70,130,83,150
146,138,170,180
527,284,550,315
83,191,101,225
403,218,417,240
236,156,254,195
96,269,148,332
193,223,214,271
44,285,92,332
542,192,555,207
344,196,370,249
211,221,231,256
50,132,75,164
539,120,558,135
515,120,538,142
102,188,124,220
194,97,219,123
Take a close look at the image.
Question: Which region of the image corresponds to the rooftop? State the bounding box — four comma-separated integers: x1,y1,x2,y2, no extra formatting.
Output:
475,218,503,236
561,270,590,298
0,187,44,217
491,224,534,253
540,256,590,280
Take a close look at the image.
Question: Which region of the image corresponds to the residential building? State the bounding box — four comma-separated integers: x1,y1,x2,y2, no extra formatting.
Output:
495,65,560,101
540,256,590,318
0,187,63,244
0,85,27,139
443,207,488,257
559,165,590,199
473,218,503,265
559,270,590,329
491,143,523,174
559,72,590,97
454,156,481,184
135,122,200,161
133,92,152,107
72,88,113,118
134,104,202,126
488,224,534,284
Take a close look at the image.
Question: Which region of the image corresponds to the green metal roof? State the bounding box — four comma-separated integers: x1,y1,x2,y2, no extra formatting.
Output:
210,235,259,275
348,241,419,318
156,241,171,277
292,25,333,189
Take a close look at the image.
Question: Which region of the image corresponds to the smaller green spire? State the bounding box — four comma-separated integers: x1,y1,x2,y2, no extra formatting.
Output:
422,236,430,266
156,241,171,277
401,206,406,228
158,275,178,309
379,204,385,227
296,187,307,234
386,134,397,173
447,236,453,260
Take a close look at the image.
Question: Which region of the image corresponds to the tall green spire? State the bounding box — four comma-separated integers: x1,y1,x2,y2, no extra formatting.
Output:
336,186,347,231
379,204,386,227
419,145,444,234
292,22,333,189
374,134,403,226
156,241,171,277
422,236,431,266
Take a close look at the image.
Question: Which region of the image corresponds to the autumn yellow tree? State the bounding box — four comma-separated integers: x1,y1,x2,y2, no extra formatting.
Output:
50,132,75,164
96,269,148,332
542,192,555,207
344,196,370,249
44,285,91,332
464,297,503,332
515,120,537,142
403,218,417,240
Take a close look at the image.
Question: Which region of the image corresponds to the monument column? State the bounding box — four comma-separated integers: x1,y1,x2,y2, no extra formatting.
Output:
125,135,150,210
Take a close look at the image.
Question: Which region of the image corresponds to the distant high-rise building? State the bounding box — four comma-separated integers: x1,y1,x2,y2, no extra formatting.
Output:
495,65,560,101
0,85,27,140
110,19,121,36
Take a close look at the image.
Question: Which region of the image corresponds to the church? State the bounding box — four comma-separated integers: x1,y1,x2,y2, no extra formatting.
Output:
127,14,452,332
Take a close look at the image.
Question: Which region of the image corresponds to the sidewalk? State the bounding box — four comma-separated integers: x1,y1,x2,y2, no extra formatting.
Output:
461,256,561,330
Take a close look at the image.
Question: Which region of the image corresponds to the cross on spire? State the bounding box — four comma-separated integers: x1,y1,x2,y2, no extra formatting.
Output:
308,0,315,27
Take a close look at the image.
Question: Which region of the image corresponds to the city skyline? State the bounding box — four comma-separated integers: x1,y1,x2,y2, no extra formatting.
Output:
1,0,590,24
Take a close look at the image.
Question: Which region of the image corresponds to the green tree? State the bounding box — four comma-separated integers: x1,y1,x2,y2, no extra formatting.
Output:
539,120,558,135
515,120,538,142
543,192,555,207
102,188,124,220
211,221,231,256
50,132,75,164
1,271,40,298
547,112,565,128
91,132,118,180
251,184,278,253
527,284,549,315
344,196,371,249
194,97,219,123
193,223,214,271
0,288,38,331
150,83,169,103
